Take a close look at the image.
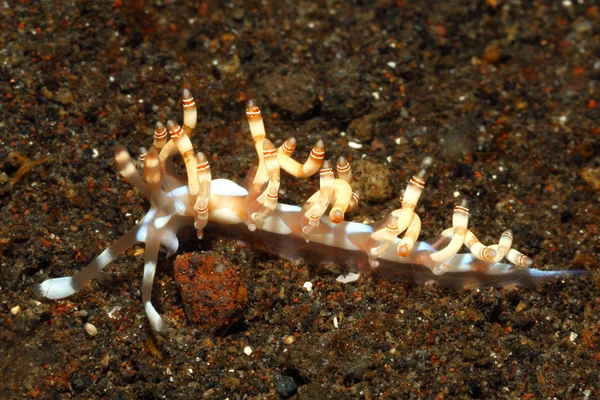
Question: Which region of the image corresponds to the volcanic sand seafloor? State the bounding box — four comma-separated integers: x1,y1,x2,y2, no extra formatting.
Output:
0,1,599,399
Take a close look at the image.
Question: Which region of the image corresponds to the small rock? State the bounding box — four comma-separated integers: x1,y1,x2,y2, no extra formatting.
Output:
222,376,241,390
351,159,393,203
348,113,379,142
53,87,74,105
482,41,502,65
174,251,248,331
302,282,313,292
84,322,98,336
336,272,361,283
283,335,295,345
273,374,297,398
231,7,244,20
262,72,317,119
580,166,600,191
217,54,241,77
40,86,53,100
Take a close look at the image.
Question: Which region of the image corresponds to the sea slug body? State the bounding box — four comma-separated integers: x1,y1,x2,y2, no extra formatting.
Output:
36,89,583,332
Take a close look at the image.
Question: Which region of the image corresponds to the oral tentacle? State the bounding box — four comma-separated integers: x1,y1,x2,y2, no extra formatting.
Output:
36,224,141,299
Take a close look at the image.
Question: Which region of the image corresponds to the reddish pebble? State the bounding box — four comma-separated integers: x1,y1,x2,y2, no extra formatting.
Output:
173,251,248,330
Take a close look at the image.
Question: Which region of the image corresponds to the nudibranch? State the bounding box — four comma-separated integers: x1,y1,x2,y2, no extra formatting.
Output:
36,89,582,332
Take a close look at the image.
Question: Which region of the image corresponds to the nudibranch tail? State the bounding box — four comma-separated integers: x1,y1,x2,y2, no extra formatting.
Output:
36,88,584,332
